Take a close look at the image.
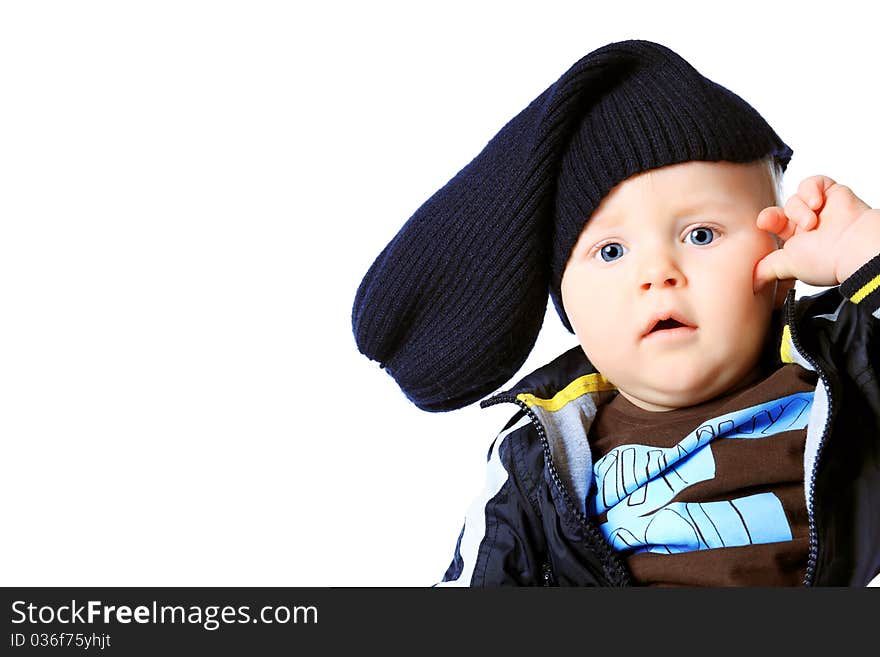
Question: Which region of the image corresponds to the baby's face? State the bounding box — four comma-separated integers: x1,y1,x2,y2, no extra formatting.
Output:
561,160,787,412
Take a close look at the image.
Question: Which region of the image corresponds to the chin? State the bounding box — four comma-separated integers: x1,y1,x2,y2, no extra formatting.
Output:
646,389,705,410
643,372,724,408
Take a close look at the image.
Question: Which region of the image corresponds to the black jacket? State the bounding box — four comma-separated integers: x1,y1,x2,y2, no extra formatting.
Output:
436,257,880,586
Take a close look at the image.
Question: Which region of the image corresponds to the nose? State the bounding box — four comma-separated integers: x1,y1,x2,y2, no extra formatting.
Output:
638,251,686,291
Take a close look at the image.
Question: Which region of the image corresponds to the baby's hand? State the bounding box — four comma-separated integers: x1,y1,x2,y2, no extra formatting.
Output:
753,175,878,293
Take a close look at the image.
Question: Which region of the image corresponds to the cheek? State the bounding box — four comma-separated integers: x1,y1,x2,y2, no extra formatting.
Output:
562,268,599,322
573,322,624,378
693,252,773,331
702,239,765,290
567,282,622,324
566,286,629,357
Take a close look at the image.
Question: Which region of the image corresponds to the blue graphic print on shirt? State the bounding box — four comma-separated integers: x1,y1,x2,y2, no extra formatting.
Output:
588,392,813,555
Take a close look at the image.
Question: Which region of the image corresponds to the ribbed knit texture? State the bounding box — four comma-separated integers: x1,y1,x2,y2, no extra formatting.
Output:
352,40,793,412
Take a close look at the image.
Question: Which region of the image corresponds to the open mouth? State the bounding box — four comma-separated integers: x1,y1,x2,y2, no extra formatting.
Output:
642,313,698,340
650,318,688,333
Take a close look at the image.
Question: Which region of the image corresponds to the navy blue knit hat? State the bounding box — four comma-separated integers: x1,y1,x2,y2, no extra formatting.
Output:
352,39,793,412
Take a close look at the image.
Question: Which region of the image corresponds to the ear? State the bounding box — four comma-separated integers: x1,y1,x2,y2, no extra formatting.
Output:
774,278,796,309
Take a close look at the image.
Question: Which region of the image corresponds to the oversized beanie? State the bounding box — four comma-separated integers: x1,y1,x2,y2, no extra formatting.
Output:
352,39,793,412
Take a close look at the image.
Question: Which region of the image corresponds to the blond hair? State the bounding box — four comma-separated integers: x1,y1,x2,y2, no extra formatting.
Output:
761,156,785,247
763,155,785,207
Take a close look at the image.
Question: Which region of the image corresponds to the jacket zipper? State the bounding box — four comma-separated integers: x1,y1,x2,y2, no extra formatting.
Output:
542,561,555,587
784,288,835,586
481,395,632,587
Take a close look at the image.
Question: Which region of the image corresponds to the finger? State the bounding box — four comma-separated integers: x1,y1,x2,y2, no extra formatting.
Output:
756,206,797,241
754,249,797,294
825,182,872,215
784,194,819,230
797,175,837,210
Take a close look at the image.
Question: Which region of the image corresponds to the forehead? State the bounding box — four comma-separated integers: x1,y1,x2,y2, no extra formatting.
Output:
586,160,772,229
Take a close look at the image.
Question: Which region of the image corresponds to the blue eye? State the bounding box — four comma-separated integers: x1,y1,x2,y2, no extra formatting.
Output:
686,226,716,245
597,242,627,262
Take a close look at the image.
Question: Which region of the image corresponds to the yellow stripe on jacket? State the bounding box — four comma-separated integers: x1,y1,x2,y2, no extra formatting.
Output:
517,373,617,412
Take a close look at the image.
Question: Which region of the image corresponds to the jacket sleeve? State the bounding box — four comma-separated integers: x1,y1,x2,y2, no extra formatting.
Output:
838,250,880,323
823,252,880,377
801,252,880,585
788,253,880,375
433,410,548,586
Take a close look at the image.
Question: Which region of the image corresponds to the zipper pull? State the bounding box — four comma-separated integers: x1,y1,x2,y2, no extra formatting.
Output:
542,561,555,587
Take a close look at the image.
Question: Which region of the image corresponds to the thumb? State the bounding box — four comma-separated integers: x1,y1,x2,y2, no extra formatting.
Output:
754,249,796,294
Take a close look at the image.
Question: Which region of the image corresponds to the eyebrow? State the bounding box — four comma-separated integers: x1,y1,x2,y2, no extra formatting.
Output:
676,196,740,215
590,196,740,230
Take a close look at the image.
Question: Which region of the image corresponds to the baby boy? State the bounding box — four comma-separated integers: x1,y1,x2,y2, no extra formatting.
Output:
554,158,879,585
352,40,880,586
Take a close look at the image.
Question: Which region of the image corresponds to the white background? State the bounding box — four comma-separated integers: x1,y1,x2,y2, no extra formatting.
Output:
2,1,878,586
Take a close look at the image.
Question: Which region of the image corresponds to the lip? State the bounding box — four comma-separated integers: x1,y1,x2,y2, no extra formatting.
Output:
642,325,698,342
641,311,698,339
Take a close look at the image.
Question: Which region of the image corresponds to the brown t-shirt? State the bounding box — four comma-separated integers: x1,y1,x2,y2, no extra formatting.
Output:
586,363,818,586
